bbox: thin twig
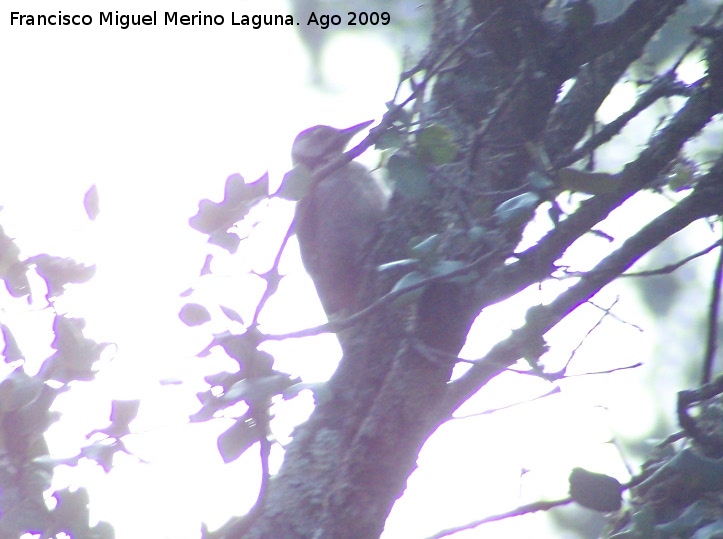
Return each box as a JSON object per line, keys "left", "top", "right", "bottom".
{"left": 250, "top": 217, "right": 296, "bottom": 327}
{"left": 507, "top": 361, "right": 642, "bottom": 381}
{"left": 452, "top": 386, "right": 561, "bottom": 420}
{"left": 701, "top": 222, "right": 723, "bottom": 384}
{"left": 560, "top": 239, "right": 723, "bottom": 280}
{"left": 588, "top": 300, "right": 645, "bottom": 332}
{"left": 565, "top": 297, "right": 621, "bottom": 370}
{"left": 423, "top": 497, "right": 571, "bottom": 539}
{"left": 562, "top": 362, "right": 643, "bottom": 378}
{"left": 259, "top": 247, "right": 501, "bottom": 343}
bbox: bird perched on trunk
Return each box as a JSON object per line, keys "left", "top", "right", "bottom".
{"left": 292, "top": 120, "right": 388, "bottom": 317}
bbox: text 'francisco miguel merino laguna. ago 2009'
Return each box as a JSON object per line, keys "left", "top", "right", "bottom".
{"left": 10, "top": 11, "right": 296, "bottom": 30}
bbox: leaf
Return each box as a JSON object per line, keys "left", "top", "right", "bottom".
{"left": 374, "top": 127, "right": 406, "bottom": 151}
{"left": 39, "top": 316, "right": 109, "bottom": 383}
{"left": 664, "top": 448, "right": 723, "bottom": 492}
{"left": 283, "top": 381, "right": 330, "bottom": 402}
{"left": 409, "top": 234, "right": 441, "bottom": 267}
{"left": 189, "top": 400, "right": 221, "bottom": 423}
{"left": 0, "top": 368, "right": 43, "bottom": 412}
{"left": 657, "top": 500, "right": 715, "bottom": 538}
{"left": 189, "top": 173, "right": 269, "bottom": 252}
{"left": 2, "top": 384, "right": 60, "bottom": 448}
{"left": 377, "top": 259, "right": 419, "bottom": 272}
{"left": 200, "top": 254, "right": 213, "bottom": 276}
{"left": 220, "top": 305, "right": 244, "bottom": 325}
{"left": 3, "top": 261, "right": 30, "bottom": 298}
{"left": 376, "top": 131, "right": 406, "bottom": 151}
{"left": 493, "top": 192, "right": 541, "bottom": 229}
{"left": 180, "top": 288, "right": 194, "bottom": 298}
{"left": 0, "top": 226, "right": 30, "bottom": 297}
{"left": 106, "top": 399, "right": 140, "bottom": 437}
{"left": 27, "top": 254, "right": 96, "bottom": 299}
{"left": 526, "top": 170, "right": 555, "bottom": 193}
{"left": 222, "top": 374, "right": 295, "bottom": 406}
{"left": 609, "top": 506, "right": 654, "bottom": 539}
{"left": 275, "top": 165, "right": 315, "bottom": 201}
{"left": 190, "top": 373, "right": 276, "bottom": 423}
{"left": 524, "top": 141, "right": 553, "bottom": 171}
{"left": 467, "top": 226, "right": 491, "bottom": 245}
{"left": 416, "top": 124, "right": 459, "bottom": 165}
{"left": 81, "top": 441, "right": 117, "bottom": 473}
{"left": 383, "top": 100, "right": 413, "bottom": 127}
{"left": 692, "top": 519, "right": 723, "bottom": 539}
{"left": 217, "top": 418, "right": 259, "bottom": 463}
{"left": 204, "top": 371, "right": 240, "bottom": 389}
{"left": 390, "top": 271, "right": 427, "bottom": 307}
{"left": 568, "top": 467, "right": 622, "bottom": 512}
{"left": 83, "top": 184, "right": 100, "bottom": 220}
{"left": 210, "top": 331, "right": 254, "bottom": 361}
{"left": 179, "top": 303, "right": 211, "bottom": 327}
{"left": 387, "top": 153, "right": 431, "bottom": 199}
{"left": 208, "top": 230, "right": 241, "bottom": 254}
{"left": 52, "top": 487, "right": 91, "bottom": 531}
{"left": 666, "top": 160, "right": 698, "bottom": 191}
{"left": 89, "top": 521, "right": 115, "bottom": 539}
{"left": 1, "top": 323, "right": 24, "bottom": 362}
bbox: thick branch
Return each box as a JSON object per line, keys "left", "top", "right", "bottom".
{"left": 479, "top": 77, "right": 723, "bottom": 313}
{"left": 582, "top": 0, "right": 686, "bottom": 65}
{"left": 546, "top": 0, "right": 686, "bottom": 161}
{"left": 443, "top": 160, "right": 723, "bottom": 417}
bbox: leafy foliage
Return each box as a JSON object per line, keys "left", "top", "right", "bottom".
{"left": 0, "top": 220, "right": 119, "bottom": 537}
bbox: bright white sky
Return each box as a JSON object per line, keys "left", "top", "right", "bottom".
{"left": 1, "top": 2, "right": 716, "bottom": 538}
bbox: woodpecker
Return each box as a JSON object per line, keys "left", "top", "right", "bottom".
{"left": 292, "top": 121, "right": 388, "bottom": 317}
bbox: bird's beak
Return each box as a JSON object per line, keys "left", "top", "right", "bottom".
{"left": 339, "top": 120, "right": 374, "bottom": 139}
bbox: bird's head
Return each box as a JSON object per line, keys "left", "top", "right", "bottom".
{"left": 291, "top": 120, "right": 373, "bottom": 169}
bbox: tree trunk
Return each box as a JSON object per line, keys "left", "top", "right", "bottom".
{"left": 232, "top": 1, "right": 723, "bottom": 537}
